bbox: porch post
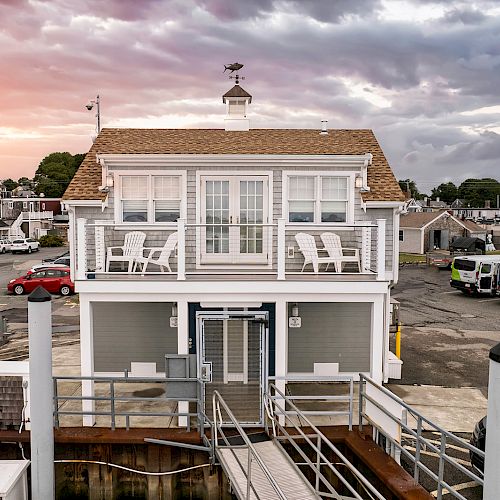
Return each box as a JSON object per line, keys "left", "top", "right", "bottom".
{"left": 177, "top": 219, "right": 186, "bottom": 281}
{"left": 483, "top": 343, "right": 500, "bottom": 497}
{"left": 76, "top": 218, "right": 87, "bottom": 280}
{"left": 275, "top": 299, "right": 287, "bottom": 426}
{"left": 80, "top": 296, "right": 95, "bottom": 426}
{"left": 277, "top": 219, "right": 286, "bottom": 280}
{"left": 177, "top": 299, "right": 189, "bottom": 427}
{"left": 370, "top": 295, "right": 384, "bottom": 385}
{"left": 376, "top": 219, "right": 386, "bottom": 281}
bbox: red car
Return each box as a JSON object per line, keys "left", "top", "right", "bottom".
{"left": 8, "top": 267, "right": 74, "bottom": 296}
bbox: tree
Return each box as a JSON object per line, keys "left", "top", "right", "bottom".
{"left": 431, "top": 182, "right": 458, "bottom": 203}
{"left": 17, "top": 176, "right": 32, "bottom": 187}
{"left": 33, "top": 152, "right": 84, "bottom": 198}
{"left": 2, "top": 178, "right": 18, "bottom": 191}
{"left": 458, "top": 178, "right": 500, "bottom": 208}
{"left": 398, "top": 179, "right": 425, "bottom": 199}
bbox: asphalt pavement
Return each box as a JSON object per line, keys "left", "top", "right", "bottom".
{"left": 0, "top": 246, "right": 79, "bottom": 361}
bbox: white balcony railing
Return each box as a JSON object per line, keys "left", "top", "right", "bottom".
{"left": 76, "top": 218, "right": 386, "bottom": 281}
{"left": 22, "top": 211, "right": 54, "bottom": 220}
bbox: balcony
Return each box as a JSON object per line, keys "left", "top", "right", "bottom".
{"left": 75, "top": 219, "right": 387, "bottom": 281}
{"left": 21, "top": 210, "right": 54, "bottom": 220}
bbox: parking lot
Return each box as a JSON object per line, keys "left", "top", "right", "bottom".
{"left": 0, "top": 246, "right": 80, "bottom": 361}
{"left": 393, "top": 264, "right": 500, "bottom": 390}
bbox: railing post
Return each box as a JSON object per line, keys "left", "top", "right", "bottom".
{"left": 437, "top": 433, "right": 446, "bottom": 499}
{"left": 177, "top": 219, "right": 186, "bottom": 280}
{"left": 246, "top": 447, "right": 252, "bottom": 499}
{"left": 376, "top": 219, "right": 386, "bottom": 280}
{"left": 76, "top": 218, "right": 87, "bottom": 280}
{"left": 414, "top": 416, "right": 422, "bottom": 482}
{"left": 277, "top": 218, "right": 286, "bottom": 280}
{"left": 358, "top": 375, "right": 364, "bottom": 432}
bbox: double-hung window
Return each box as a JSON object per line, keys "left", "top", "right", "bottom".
{"left": 287, "top": 174, "right": 350, "bottom": 223}
{"left": 119, "top": 174, "right": 183, "bottom": 223}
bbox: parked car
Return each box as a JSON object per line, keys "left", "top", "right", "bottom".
{"left": 0, "top": 239, "right": 12, "bottom": 253}
{"left": 11, "top": 238, "right": 40, "bottom": 254}
{"left": 470, "top": 416, "right": 486, "bottom": 475}
{"left": 31, "top": 255, "right": 71, "bottom": 271}
{"left": 8, "top": 267, "right": 74, "bottom": 296}
{"left": 42, "top": 250, "right": 70, "bottom": 263}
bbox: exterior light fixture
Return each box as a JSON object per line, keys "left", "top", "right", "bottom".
{"left": 355, "top": 175, "right": 364, "bottom": 189}
{"left": 170, "top": 303, "right": 178, "bottom": 328}
{"left": 289, "top": 303, "right": 301, "bottom": 328}
{"left": 85, "top": 94, "right": 101, "bottom": 134}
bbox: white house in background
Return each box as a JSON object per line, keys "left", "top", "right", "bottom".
{"left": 62, "top": 80, "right": 405, "bottom": 426}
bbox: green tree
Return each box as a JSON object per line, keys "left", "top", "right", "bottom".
{"left": 431, "top": 182, "right": 458, "bottom": 203}
{"left": 398, "top": 179, "right": 425, "bottom": 199}
{"left": 2, "top": 178, "right": 18, "bottom": 191}
{"left": 33, "top": 152, "right": 84, "bottom": 198}
{"left": 458, "top": 178, "right": 500, "bottom": 208}
{"left": 17, "top": 176, "right": 32, "bottom": 187}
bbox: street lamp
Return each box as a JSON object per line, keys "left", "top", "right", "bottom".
{"left": 85, "top": 94, "right": 101, "bottom": 133}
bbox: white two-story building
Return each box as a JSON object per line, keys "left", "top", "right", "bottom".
{"left": 62, "top": 81, "right": 405, "bottom": 426}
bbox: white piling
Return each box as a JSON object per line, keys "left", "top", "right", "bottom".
{"left": 28, "top": 286, "right": 54, "bottom": 499}
{"left": 483, "top": 343, "right": 500, "bottom": 498}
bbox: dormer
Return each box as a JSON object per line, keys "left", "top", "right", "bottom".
{"left": 223, "top": 84, "right": 252, "bottom": 131}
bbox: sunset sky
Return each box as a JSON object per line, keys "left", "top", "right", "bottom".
{"left": 1, "top": 0, "right": 500, "bottom": 192}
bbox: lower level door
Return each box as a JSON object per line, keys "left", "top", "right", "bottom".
{"left": 199, "top": 314, "right": 265, "bottom": 425}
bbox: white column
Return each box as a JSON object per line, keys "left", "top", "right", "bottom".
{"left": 275, "top": 299, "right": 287, "bottom": 426}
{"left": 484, "top": 344, "right": 500, "bottom": 497}
{"left": 80, "top": 296, "right": 95, "bottom": 426}
{"left": 177, "top": 299, "right": 189, "bottom": 427}
{"left": 376, "top": 219, "right": 386, "bottom": 281}
{"left": 177, "top": 219, "right": 186, "bottom": 281}
{"left": 370, "top": 295, "right": 384, "bottom": 385}
{"left": 277, "top": 219, "right": 286, "bottom": 280}
{"left": 28, "top": 287, "right": 54, "bottom": 499}
{"left": 76, "top": 218, "right": 87, "bottom": 280}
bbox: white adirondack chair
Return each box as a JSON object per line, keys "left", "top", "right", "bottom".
{"left": 320, "top": 232, "right": 361, "bottom": 272}
{"left": 295, "top": 233, "right": 341, "bottom": 273}
{"left": 134, "top": 232, "right": 178, "bottom": 273}
{"left": 106, "top": 231, "right": 146, "bottom": 273}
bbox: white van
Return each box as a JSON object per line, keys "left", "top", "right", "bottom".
{"left": 450, "top": 255, "right": 500, "bottom": 296}
{"left": 0, "top": 239, "right": 12, "bottom": 253}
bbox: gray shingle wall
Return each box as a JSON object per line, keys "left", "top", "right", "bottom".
{"left": 74, "top": 166, "right": 394, "bottom": 274}
{"left": 0, "top": 376, "right": 24, "bottom": 428}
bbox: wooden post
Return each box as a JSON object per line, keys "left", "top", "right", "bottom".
{"left": 76, "top": 218, "right": 87, "bottom": 280}
{"left": 376, "top": 219, "right": 386, "bottom": 281}
{"left": 177, "top": 219, "right": 186, "bottom": 281}
{"left": 277, "top": 219, "right": 286, "bottom": 280}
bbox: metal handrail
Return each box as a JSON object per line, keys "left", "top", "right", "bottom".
{"left": 269, "top": 375, "right": 354, "bottom": 429}
{"left": 358, "top": 374, "right": 484, "bottom": 499}
{"left": 53, "top": 374, "right": 205, "bottom": 432}
{"left": 266, "top": 383, "right": 384, "bottom": 500}
{"left": 212, "top": 390, "right": 287, "bottom": 500}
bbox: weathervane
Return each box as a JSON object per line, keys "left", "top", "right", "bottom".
{"left": 224, "top": 62, "right": 245, "bottom": 84}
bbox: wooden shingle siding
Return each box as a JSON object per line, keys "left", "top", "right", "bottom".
{"left": 75, "top": 165, "right": 394, "bottom": 274}
{"left": 92, "top": 302, "right": 178, "bottom": 372}
{"left": 287, "top": 303, "right": 371, "bottom": 373}
{"left": 0, "top": 376, "right": 24, "bottom": 428}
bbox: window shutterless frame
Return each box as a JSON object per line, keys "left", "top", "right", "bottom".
{"left": 283, "top": 171, "right": 355, "bottom": 225}
{"left": 112, "top": 170, "right": 187, "bottom": 225}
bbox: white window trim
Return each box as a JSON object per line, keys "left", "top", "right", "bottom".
{"left": 113, "top": 170, "right": 187, "bottom": 226}
{"left": 195, "top": 170, "right": 274, "bottom": 269}
{"left": 283, "top": 171, "right": 355, "bottom": 225}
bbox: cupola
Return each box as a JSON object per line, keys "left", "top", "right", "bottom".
{"left": 223, "top": 78, "right": 252, "bottom": 132}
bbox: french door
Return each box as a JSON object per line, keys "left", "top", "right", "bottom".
{"left": 200, "top": 175, "right": 269, "bottom": 264}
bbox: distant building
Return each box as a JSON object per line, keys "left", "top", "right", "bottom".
{"left": 0, "top": 197, "right": 62, "bottom": 239}
{"left": 399, "top": 210, "right": 485, "bottom": 254}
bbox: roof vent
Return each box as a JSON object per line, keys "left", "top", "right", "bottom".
{"left": 320, "top": 120, "right": 328, "bottom": 135}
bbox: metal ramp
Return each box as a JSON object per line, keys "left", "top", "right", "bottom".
{"left": 217, "top": 440, "right": 316, "bottom": 499}
{"left": 212, "top": 389, "right": 385, "bottom": 500}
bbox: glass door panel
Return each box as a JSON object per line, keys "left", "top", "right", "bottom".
{"left": 200, "top": 176, "right": 268, "bottom": 265}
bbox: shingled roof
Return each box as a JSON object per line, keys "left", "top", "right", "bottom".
{"left": 223, "top": 84, "right": 252, "bottom": 103}
{"left": 62, "top": 128, "right": 405, "bottom": 202}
